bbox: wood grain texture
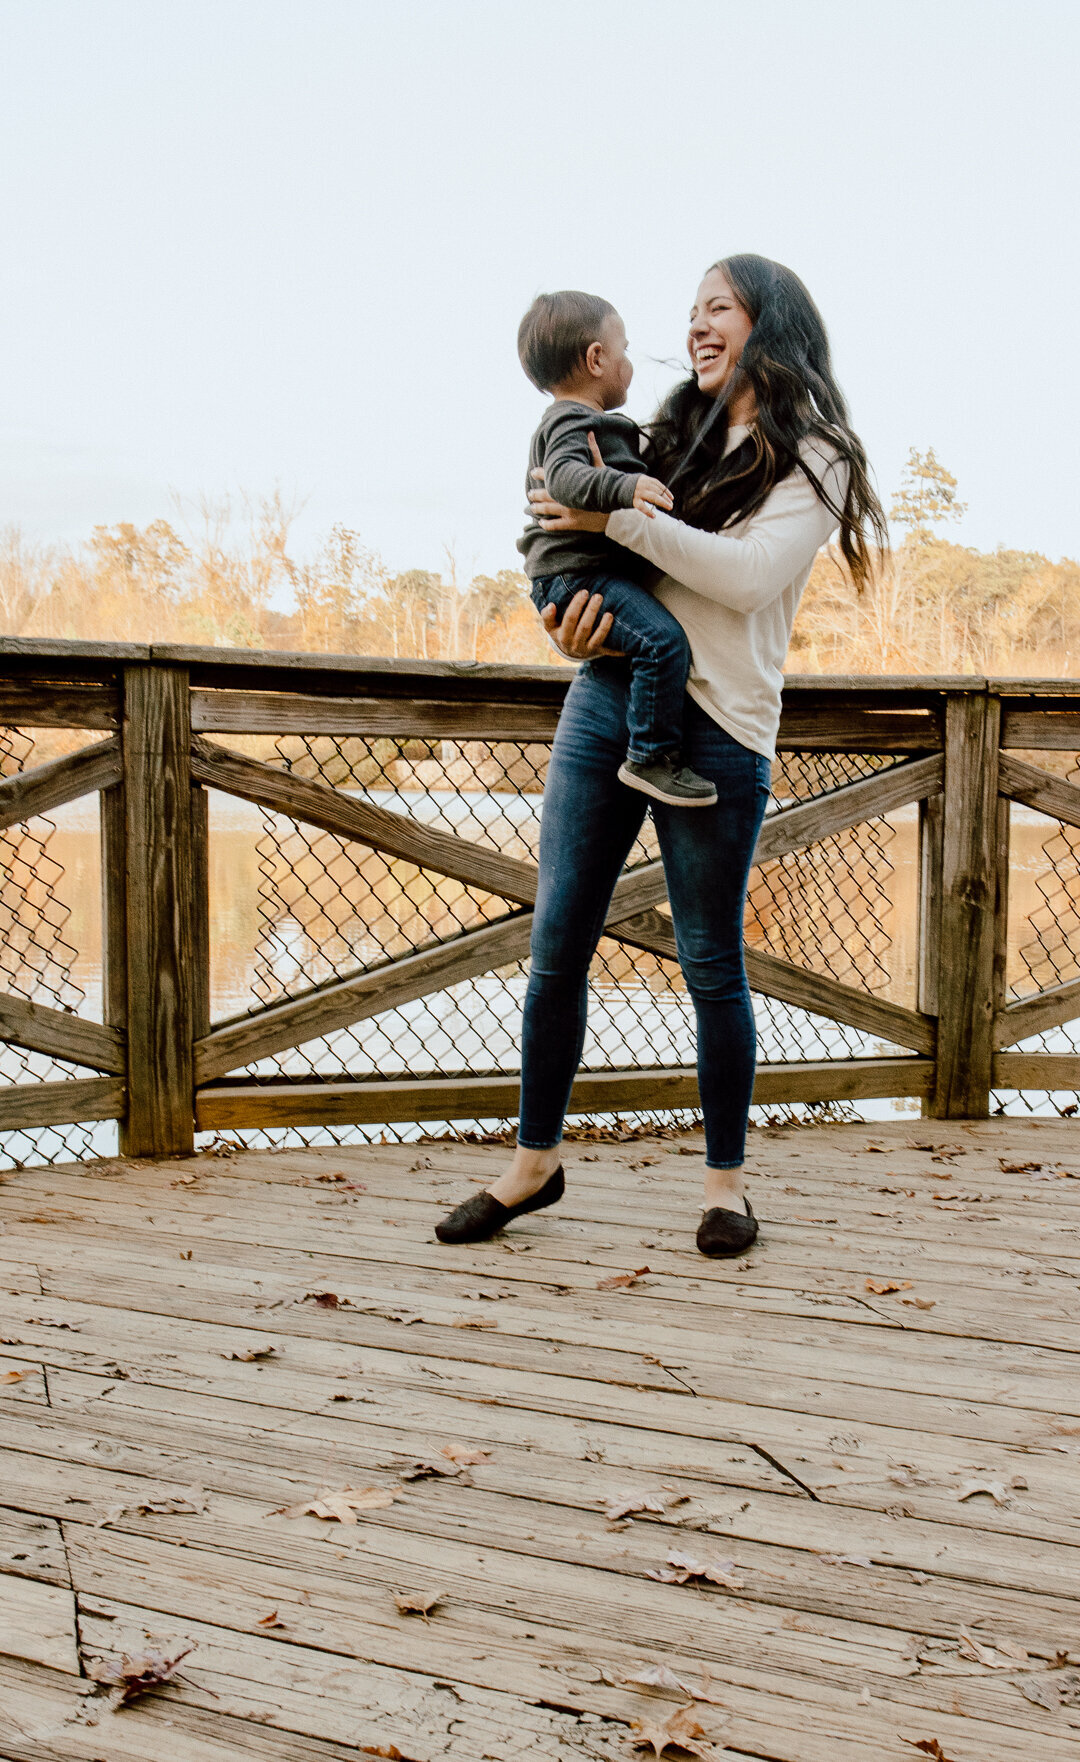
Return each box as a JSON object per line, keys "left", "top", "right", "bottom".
{"left": 753, "top": 753, "right": 943, "bottom": 867}
{"left": 190, "top": 784, "right": 210, "bottom": 1042}
{"left": 916, "top": 793, "right": 944, "bottom": 1025}
{"left": 929, "top": 695, "right": 1000, "bottom": 1118}
{"left": 0, "top": 1076, "right": 125, "bottom": 1128}
{"left": 122, "top": 666, "right": 195, "bottom": 1156}
{"left": 611, "top": 910, "right": 935, "bottom": 1055}
{"left": 191, "top": 688, "right": 562, "bottom": 741}
{"left": 191, "top": 734, "right": 541, "bottom": 905}
{"left": 0, "top": 735, "right": 122, "bottom": 832}
{"left": 998, "top": 751, "right": 1080, "bottom": 827}
{"left": 995, "top": 975, "right": 1080, "bottom": 1048}
{"left": 195, "top": 1057, "right": 932, "bottom": 1129}
{"left": 0, "top": 992, "right": 125, "bottom": 1074}
{"left": 0, "top": 681, "right": 120, "bottom": 729}
{"left": 99, "top": 783, "right": 127, "bottom": 1034}
{"left": 775, "top": 708, "right": 942, "bottom": 751}
{"left": 1001, "top": 708, "right": 1080, "bottom": 748}
{"left": 993, "top": 1050, "right": 1080, "bottom": 1089}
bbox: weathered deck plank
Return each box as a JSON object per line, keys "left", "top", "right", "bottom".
{"left": 1, "top": 1119, "right": 1079, "bottom": 1761}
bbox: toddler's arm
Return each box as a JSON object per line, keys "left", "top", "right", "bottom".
{"left": 543, "top": 412, "right": 671, "bottom": 516}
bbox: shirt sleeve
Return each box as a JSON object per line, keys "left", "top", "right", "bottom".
{"left": 606, "top": 455, "right": 846, "bottom": 614}
{"left": 543, "top": 415, "right": 642, "bottom": 513}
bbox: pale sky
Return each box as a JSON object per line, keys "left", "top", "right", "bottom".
{"left": 2, "top": 0, "right": 1078, "bottom": 578}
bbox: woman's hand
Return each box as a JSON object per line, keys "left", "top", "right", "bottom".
{"left": 527, "top": 470, "right": 609, "bottom": 533}
{"left": 540, "top": 588, "right": 624, "bottom": 660}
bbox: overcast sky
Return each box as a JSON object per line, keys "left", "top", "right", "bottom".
{"left": 2, "top": 0, "right": 1078, "bottom": 577}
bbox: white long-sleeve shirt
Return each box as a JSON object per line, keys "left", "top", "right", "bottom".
{"left": 607, "top": 424, "right": 847, "bottom": 759}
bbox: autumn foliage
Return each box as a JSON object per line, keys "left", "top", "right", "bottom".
{"left": 3, "top": 453, "right": 1077, "bottom": 677}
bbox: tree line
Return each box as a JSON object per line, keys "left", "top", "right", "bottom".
{"left": 3, "top": 454, "right": 1078, "bottom": 676}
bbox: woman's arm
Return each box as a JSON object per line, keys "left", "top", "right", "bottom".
{"left": 606, "top": 456, "right": 848, "bottom": 615}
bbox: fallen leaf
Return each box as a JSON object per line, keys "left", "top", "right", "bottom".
{"left": 87, "top": 1641, "right": 196, "bottom": 1705}
{"left": 256, "top": 1610, "right": 285, "bottom": 1629}
{"left": 439, "top": 1444, "right": 492, "bottom": 1465}
{"left": 646, "top": 1550, "right": 745, "bottom": 1590}
{"left": 818, "top": 1553, "right": 874, "bottom": 1569}
{"left": 394, "top": 1588, "right": 445, "bottom": 1620}
{"left": 400, "top": 1458, "right": 461, "bottom": 1481}
{"left": 629, "top": 1700, "right": 726, "bottom": 1757}
{"left": 223, "top": 1344, "right": 278, "bottom": 1362}
{"left": 302, "top": 1291, "right": 354, "bottom": 1309}
{"left": 274, "top": 1485, "right": 401, "bottom": 1524}
{"left": 27, "top": 1315, "right": 81, "bottom": 1330}
{"left": 901, "top": 1742, "right": 957, "bottom": 1762}
{"left": 865, "top": 1278, "right": 913, "bottom": 1295}
{"left": 998, "top": 1159, "right": 1042, "bottom": 1173}
{"left": 597, "top": 1265, "right": 651, "bottom": 1291}
{"left": 1, "top": 1368, "right": 30, "bottom": 1384}
{"left": 606, "top": 1491, "right": 668, "bottom": 1522}
{"left": 360, "top": 1746, "right": 404, "bottom": 1760}
{"left": 179, "top": 1250, "right": 193, "bottom": 1261}
{"left": 450, "top": 1315, "right": 497, "bottom": 1329}
{"left": 957, "top": 1479, "right": 1010, "bottom": 1505}
{"left": 902, "top": 1297, "right": 937, "bottom": 1310}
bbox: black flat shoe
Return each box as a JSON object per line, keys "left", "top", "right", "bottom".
{"left": 696, "top": 1198, "right": 758, "bottom": 1258}
{"left": 435, "top": 1166, "right": 565, "bottom": 1245}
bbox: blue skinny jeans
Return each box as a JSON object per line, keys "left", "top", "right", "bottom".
{"left": 530, "top": 569, "right": 690, "bottom": 764}
{"left": 518, "top": 659, "right": 771, "bottom": 1169}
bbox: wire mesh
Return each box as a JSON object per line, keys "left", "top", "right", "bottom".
{"left": 0, "top": 726, "right": 115, "bottom": 1169}
{"left": 993, "top": 749, "right": 1080, "bottom": 1118}
{"left": 200, "top": 734, "right": 917, "bottom": 1151}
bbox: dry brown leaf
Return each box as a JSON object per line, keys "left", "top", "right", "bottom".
{"left": 957, "top": 1478, "right": 1010, "bottom": 1505}
{"left": 256, "top": 1610, "right": 285, "bottom": 1629}
{"left": 274, "top": 1485, "right": 400, "bottom": 1524}
{"left": 360, "top": 1746, "right": 405, "bottom": 1760}
{"left": 998, "top": 1159, "right": 1041, "bottom": 1173}
{"left": 302, "top": 1290, "right": 354, "bottom": 1309}
{"left": 394, "top": 1588, "right": 445, "bottom": 1620}
{"left": 88, "top": 1641, "right": 196, "bottom": 1705}
{"left": 902, "top": 1297, "right": 937, "bottom": 1310}
{"left": 865, "top": 1278, "right": 913, "bottom": 1295}
{"left": 606, "top": 1491, "right": 668, "bottom": 1522}
{"left": 440, "top": 1444, "right": 492, "bottom": 1465}
{"left": 629, "top": 1700, "right": 726, "bottom": 1757}
{"left": 901, "top": 1743, "right": 957, "bottom": 1762}
{"left": 400, "top": 1458, "right": 461, "bottom": 1481}
{"left": 223, "top": 1344, "right": 278, "bottom": 1361}
{"left": 647, "top": 1550, "right": 745, "bottom": 1590}
{"left": 1, "top": 1368, "right": 30, "bottom": 1384}
{"left": 597, "top": 1265, "right": 651, "bottom": 1291}
{"left": 450, "top": 1315, "right": 497, "bottom": 1329}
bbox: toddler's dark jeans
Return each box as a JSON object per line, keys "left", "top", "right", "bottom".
{"left": 518, "top": 660, "right": 771, "bottom": 1168}
{"left": 530, "top": 569, "right": 690, "bottom": 763}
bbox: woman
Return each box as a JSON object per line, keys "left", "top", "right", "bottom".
{"left": 437, "top": 254, "right": 886, "bottom": 1255}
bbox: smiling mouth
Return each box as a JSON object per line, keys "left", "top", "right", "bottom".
{"left": 694, "top": 346, "right": 723, "bottom": 367}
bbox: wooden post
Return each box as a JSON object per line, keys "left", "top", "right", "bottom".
{"left": 191, "top": 783, "right": 211, "bottom": 1042}
{"left": 928, "top": 691, "right": 1001, "bottom": 1118}
{"left": 121, "top": 664, "right": 196, "bottom": 1156}
{"left": 99, "top": 782, "right": 127, "bottom": 1035}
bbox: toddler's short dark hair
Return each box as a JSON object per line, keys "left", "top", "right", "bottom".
{"left": 517, "top": 290, "right": 618, "bottom": 392}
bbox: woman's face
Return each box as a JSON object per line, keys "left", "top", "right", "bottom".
{"left": 687, "top": 267, "right": 754, "bottom": 400}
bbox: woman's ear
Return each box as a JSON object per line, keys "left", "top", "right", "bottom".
{"left": 584, "top": 339, "right": 605, "bottom": 379}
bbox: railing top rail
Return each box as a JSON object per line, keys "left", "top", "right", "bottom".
{"left": 1, "top": 637, "right": 1079, "bottom": 710}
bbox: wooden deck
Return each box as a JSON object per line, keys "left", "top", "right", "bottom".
{"left": 1, "top": 1119, "right": 1079, "bottom": 1761}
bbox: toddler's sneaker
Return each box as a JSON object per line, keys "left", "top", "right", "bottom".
{"left": 617, "top": 756, "right": 718, "bottom": 807}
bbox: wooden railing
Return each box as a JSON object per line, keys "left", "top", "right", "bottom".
{"left": 3, "top": 637, "right": 1080, "bottom": 1160}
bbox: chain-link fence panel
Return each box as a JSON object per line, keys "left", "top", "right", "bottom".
{"left": 0, "top": 726, "right": 116, "bottom": 1169}
{"left": 994, "top": 749, "right": 1080, "bottom": 1118}
{"left": 198, "top": 735, "right": 920, "bottom": 1150}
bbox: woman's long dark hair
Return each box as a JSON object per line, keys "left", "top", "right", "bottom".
{"left": 646, "top": 255, "right": 887, "bottom": 590}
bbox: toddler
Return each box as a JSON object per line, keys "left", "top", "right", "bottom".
{"left": 516, "top": 290, "right": 716, "bottom": 807}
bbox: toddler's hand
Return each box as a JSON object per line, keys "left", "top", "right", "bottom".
{"left": 632, "top": 475, "right": 674, "bottom": 519}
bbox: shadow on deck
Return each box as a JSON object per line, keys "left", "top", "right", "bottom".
{"left": 1, "top": 1118, "right": 1079, "bottom": 1761}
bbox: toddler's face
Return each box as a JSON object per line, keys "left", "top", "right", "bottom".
{"left": 594, "top": 313, "right": 634, "bottom": 409}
